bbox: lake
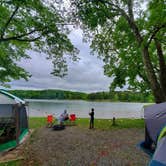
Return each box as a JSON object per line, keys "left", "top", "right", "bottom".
{"left": 26, "top": 99, "right": 147, "bottom": 119}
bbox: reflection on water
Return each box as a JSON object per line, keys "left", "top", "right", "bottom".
{"left": 26, "top": 99, "right": 146, "bottom": 119}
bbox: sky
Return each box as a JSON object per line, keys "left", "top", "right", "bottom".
{"left": 9, "top": 29, "right": 112, "bottom": 92}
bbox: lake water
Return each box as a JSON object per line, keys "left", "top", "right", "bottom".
{"left": 26, "top": 99, "right": 146, "bottom": 119}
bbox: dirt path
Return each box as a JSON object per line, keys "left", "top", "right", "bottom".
{"left": 22, "top": 127, "right": 150, "bottom": 166}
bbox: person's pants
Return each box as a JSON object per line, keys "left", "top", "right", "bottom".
{"left": 89, "top": 119, "right": 94, "bottom": 129}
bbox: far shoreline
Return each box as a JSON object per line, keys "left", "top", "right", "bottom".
{"left": 25, "top": 98, "right": 153, "bottom": 104}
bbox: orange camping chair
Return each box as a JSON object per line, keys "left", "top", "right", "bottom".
{"left": 69, "top": 114, "right": 76, "bottom": 125}
{"left": 46, "top": 115, "right": 54, "bottom": 127}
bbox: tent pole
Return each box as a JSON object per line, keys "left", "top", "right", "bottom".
{"left": 15, "top": 104, "right": 20, "bottom": 146}
{"left": 26, "top": 102, "right": 29, "bottom": 132}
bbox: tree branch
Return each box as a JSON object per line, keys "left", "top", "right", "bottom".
{"left": 154, "top": 38, "right": 166, "bottom": 96}
{"left": 0, "top": 22, "right": 70, "bottom": 43}
{"left": 0, "top": 29, "right": 40, "bottom": 42}
{"left": 1, "top": 6, "right": 19, "bottom": 38}
{"left": 11, "top": 36, "right": 43, "bottom": 42}
{"left": 0, "top": 28, "right": 52, "bottom": 42}
{"left": 98, "top": 0, "right": 123, "bottom": 13}
{"left": 138, "top": 70, "right": 150, "bottom": 85}
{"left": 97, "top": 0, "right": 143, "bottom": 43}
{"left": 128, "top": 0, "right": 134, "bottom": 21}
{"left": 147, "top": 24, "right": 166, "bottom": 47}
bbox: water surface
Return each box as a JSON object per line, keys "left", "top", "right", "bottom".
{"left": 26, "top": 99, "right": 146, "bottom": 119}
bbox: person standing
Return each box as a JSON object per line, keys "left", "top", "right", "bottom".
{"left": 89, "top": 108, "right": 94, "bottom": 129}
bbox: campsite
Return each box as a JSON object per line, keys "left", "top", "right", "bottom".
{"left": 0, "top": 0, "right": 166, "bottom": 165}
{"left": 0, "top": 89, "right": 166, "bottom": 166}
{"left": 1, "top": 117, "right": 150, "bottom": 166}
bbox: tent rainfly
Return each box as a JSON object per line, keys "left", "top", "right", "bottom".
{"left": 0, "top": 90, "right": 28, "bottom": 152}
{"left": 143, "top": 102, "right": 166, "bottom": 166}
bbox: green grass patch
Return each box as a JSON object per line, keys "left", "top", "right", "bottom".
{"left": 0, "top": 160, "right": 21, "bottom": 166}
{"left": 28, "top": 117, "right": 145, "bottom": 130}
{"left": 77, "top": 118, "right": 144, "bottom": 130}
{"left": 28, "top": 117, "right": 46, "bottom": 129}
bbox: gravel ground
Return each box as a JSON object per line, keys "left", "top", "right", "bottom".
{"left": 22, "top": 127, "right": 150, "bottom": 166}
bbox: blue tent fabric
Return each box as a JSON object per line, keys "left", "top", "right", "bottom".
{"left": 142, "top": 103, "right": 166, "bottom": 166}
{"left": 138, "top": 141, "right": 154, "bottom": 157}
{"left": 150, "top": 160, "right": 166, "bottom": 166}
{"left": 150, "top": 136, "right": 166, "bottom": 166}
{"left": 144, "top": 102, "right": 166, "bottom": 144}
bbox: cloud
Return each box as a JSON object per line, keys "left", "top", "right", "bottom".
{"left": 9, "top": 29, "right": 112, "bottom": 92}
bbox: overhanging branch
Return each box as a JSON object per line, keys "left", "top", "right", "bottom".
{"left": 0, "top": 29, "right": 38, "bottom": 42}
{"left": 11, "top": 36, "right": 42, "bottom": 42}
{"left": 147, "top": 24, "right": 166, "bottom": 47}
{"left": 97, "top": 0, "right": 143, "bottom": 43}
{"left": 128, "top": 0, "right": 134, "bottom": 21}
{"left": 0, "top": 22, "right": 72, "bottom": 43}
{"left": 1, "top": 6, "right": 19, "bottom": 38}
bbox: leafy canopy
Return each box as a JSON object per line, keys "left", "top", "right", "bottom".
{"left": 0, "top": 0, "right": 78, "bottom": 86}
{"left": 71, "top": 0, "right": 166, "bottom": 94}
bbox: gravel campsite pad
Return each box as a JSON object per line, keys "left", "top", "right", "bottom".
{"left": 22, "top": 127, "right": 150, "bottom": 166}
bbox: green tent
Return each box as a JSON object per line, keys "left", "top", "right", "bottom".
{"left": 0, "top": 90, "right": 28, "bottom": 152}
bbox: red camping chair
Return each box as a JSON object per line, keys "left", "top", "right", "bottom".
{"left": 69, "top": 114, "right": 76, "bottom": 125}
{"left": 46, "top": 115, "right": 54, "bottom": 127}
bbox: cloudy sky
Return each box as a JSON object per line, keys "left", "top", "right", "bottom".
{"left": 9, "top": 29, "right": 112, "bottom": 92}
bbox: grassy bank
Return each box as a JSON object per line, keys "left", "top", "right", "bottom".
{"left": 29, "top": 117, "right": 145, "bottom": 130}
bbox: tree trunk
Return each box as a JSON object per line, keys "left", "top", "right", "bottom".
{"left": 154, "top": 38, "right": 166, "bottom": 99}
{"left": 142, "top": 47, "right": 165, "bottom": 103}
{"left": 124, "top": 11, "right": 166, "bottom": 103}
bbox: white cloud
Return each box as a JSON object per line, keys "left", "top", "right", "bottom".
{"left": 9, "top": 29, "right": 112, "bottom": 92}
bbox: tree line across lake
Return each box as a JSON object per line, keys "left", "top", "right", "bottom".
{"left": 9, "top": 90, "right": 154, "bottom": 103}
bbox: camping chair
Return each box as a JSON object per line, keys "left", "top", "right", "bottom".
{"left": 46, "top": 115, "right": 54, "bottom": 128}
{"left": 69, "top": 114, "right": 76, "bottom": 125}
{"left": 64, "top": 114, "right": 76, "bottom": 126}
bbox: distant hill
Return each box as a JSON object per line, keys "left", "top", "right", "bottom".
{"left": 9, "top": 89, "right": 88, "bottom": 100}
{"left": 9, "top": 89, "right": 154, "bottom": 103}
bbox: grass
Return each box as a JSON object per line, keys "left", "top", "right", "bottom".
{"left": 0, "top": 160, "right": 21, "bottom": 166}
{"left": 28, "top": 117, "right": 145, "bottom": 130}
{"left": 28, "top": 117, "right": 47, "bottom": 129}
{"left": 77, "top": 118, "right": 144, "bottom": 129}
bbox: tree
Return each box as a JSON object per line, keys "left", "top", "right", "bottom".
{"left": 71, "top": 0, "right": 166, "bottom": 103}
{"left": 0, "top": 0, "right": 78, "bottom": 86}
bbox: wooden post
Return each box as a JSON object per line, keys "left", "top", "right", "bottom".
{"left": 112, "top": 117, "right": 116, "bottom": 126}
